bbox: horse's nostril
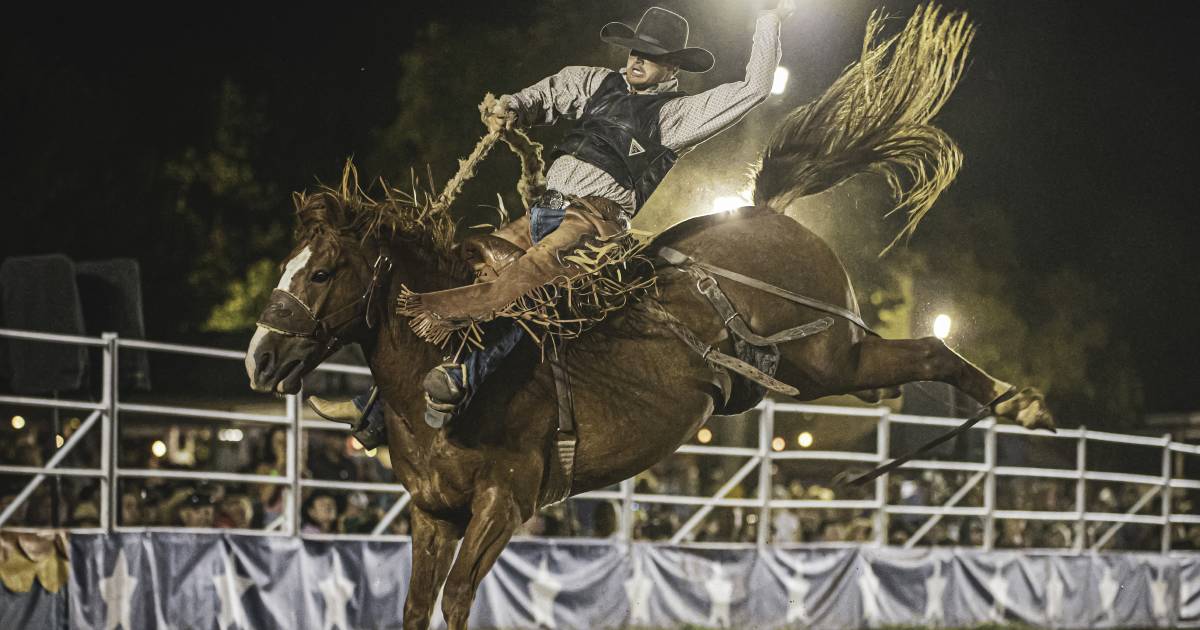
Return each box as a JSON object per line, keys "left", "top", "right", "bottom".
{"left": 256, "top": 350, "right": 275, "bottom": 376}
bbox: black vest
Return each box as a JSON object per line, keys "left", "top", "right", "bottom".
{"left": 550, "top": 71, "right": 686, "bottom": 213}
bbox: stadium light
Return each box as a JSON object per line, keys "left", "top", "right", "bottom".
{"left": 712, "top": 195, "right": 750, "bottom": 213}
{"left": 11, "top": 415, "right": 25, "bottom": 430}
{"left": 772, "top": 66, "right": 790, "bottom": 95}
{"left": 771, "top": 436, "right": 786, "bottom": 451}
{"left": 151, "top": 440, "right": 167, "bottom": 458}
{"left": 933, "top": 314, "right": 952, "bottom": 339}
{"left": 697, "top": 427, "right": 713, "bottom": 444}
{"left": 797, "top": 431, "right": 813, "bottom": 448}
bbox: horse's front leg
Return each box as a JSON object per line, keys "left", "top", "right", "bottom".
{"left": 403, "top": 507, "right": 463, "bottom": 630}
{"left": 441, "top": 485, "right": 524, "bottom": 630}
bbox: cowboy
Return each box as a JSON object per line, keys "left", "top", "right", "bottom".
{"left": 310, "top": 2, "right": 795, "bottom": 446}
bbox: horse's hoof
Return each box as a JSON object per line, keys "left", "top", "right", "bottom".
{"left": 993, "top": 387, "right": 1056, "bottom": 432}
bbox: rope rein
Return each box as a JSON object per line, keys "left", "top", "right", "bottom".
{"left": 429, "top": 94, "right": 547, "bottom": 219}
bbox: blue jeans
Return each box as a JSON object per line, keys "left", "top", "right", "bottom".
{"left": 354, "top": 202, "right": 568, "bottom": 419}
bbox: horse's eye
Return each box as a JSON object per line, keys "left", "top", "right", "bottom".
{"left": 310, "top": 270, "right": 331, "bottom": 283}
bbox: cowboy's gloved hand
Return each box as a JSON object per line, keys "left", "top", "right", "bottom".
{"left": 483, "top": 95, "right": 519, "bottom": 134}
{"left": 774, "top": 0, "right": 796, "bottom": 21}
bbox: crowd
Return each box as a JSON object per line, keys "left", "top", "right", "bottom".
{"left": 2, "top": 418, "right": 1197, "bottom": 550}
{"left": 0, "top": 421, "right": 410, "bottom": 536}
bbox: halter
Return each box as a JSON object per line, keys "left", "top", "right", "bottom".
{"left": 256, "top": 252, "right": 393, "bottom": 356}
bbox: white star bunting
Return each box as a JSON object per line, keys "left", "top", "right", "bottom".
{"left": 783, "top": 568, "right": 810, "bottom": 624}
{"left": 529, "top": 556, "right": 562, "bottom": 628}
{"left": 624, "top": 554, "right": 654, "bottom": 625}
{"left": 924, "top": 561, "right": 947, "bottom": 625}
{"left": 213, "top": 550, "right": 254, "bottom": 630}
{"left": 1099, "top": 563, "right": 1120, "bottom": 624}
{"left": 99, "top": 549, "right": 138, "bottom": 630}
{"left": 705, "top": 563, "right": 733, "bottom": 628}
{"left": 1045, "top": 561, "right": 1065, "bottom": 626}
{"left": 988, "top": 562, "right": 1010, "bottom": 622}
{"left": 318, "top": 553, "right": 355, "bottom": 630}
{"left": 1149, "top": 566, "right": 1170, "bottom": 626}
{"left": 857, "top": 560, "right": 882, "bottom": 628}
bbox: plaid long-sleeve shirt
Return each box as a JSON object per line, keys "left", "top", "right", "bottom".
{"left": 504, "top": 12, "right": 782, "bottom": 215}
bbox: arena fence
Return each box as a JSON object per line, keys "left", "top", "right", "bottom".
{"left": 2, "top": 327, "right": 1198, "bottom": 553}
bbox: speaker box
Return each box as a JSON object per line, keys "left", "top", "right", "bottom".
{"left": 0, "top": 254, "right": 88, "bottom": 394}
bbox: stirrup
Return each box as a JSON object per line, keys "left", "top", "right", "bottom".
{"left": 422, "top": 363, "right": 467, "bottom": 428}
{"left": 423, "top": 394, "right": 459, "bottom": 429}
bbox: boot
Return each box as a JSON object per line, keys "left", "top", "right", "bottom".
{"left": 306, "top": 390, "right": 387, "bottom": 450}
{"left": 307, "top": 396, "right": 361, "bottom": 424}
{"left": 422, "top": 363, "right": 467, "bottom": 429}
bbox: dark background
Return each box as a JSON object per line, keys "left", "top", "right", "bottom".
{"left": 2, "top": 1, "right": 1197, "bottom": 422}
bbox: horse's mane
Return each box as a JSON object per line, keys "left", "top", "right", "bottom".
{"left": 293, "top": 160, "right": 468, "bottom": 280}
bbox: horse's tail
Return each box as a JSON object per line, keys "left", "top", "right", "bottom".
{"left": 752, "top": 4, "right": 974, "bottom": 254}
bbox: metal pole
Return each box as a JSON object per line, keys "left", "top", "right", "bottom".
{"left": 620, "top": 477, "right": 635, "bottom": 541}
{"left": 286, "top": 390, "right": 302, "bottom": 536}
{"left": 873, "top": 412, "right": 890, "bottom": 546}
{"left": 982, "top": 421, "right": 996, "bottom": 550}
{"left": 1161, "top": 433, "right": 1172, "bottom": 554}
{"left": 103, "top": 332, "right": 118, "bottom": 531}
{"left": 757, "top": 399, "right": 775, "bottom": 546}
{"left": 1074, "top": 427, "right": 1087, "bottom": 552}
{"left": 51, "top": 391, "right": 61, "bottom": 528}
{"left": 0, "top": 409, "right": 102, "bottom": 527}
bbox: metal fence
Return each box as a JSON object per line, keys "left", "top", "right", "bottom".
{"left": 1, "top": 327, "right": 1198, "bottom": 553}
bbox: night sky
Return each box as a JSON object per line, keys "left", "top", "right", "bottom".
{"left": 3, "top": 2, "right": 1197, "bottom": 416}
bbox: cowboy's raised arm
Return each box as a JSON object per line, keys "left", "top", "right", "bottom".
{"left": 659, "top": 10, "right": 782, "bottom": 151}
{"left": 499, "top": 66, "right": 611, "bottom": 128}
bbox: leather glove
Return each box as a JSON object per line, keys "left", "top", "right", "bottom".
{"left": 483, "top": 95, "right": 519, "bottom": 134}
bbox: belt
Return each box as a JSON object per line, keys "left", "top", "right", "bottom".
{"left": 536, "top": 190, "right": 571, "bottom": 210}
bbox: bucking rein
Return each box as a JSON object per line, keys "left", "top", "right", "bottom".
{"left": 387, "top": 95, "right": 1006, "bottom": 501}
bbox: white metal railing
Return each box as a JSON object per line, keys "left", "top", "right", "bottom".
{"left": 1, "top": 327, "right": 1198, "bottom": 552}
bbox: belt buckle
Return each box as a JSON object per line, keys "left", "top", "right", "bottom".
{"left": 540, "top": 190, "right": 566, "bottom": 209}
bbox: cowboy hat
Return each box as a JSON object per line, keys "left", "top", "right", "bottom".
{"left": 600, "top": 7, "right": 715, "bottom": 73}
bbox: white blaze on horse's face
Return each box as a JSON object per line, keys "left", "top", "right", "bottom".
{"left": 245, "top": 246, "right": 313, "bottom": 390}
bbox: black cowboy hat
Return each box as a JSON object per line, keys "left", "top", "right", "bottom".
{"left": 600, "top": 7, "right": 715, "bottom": 73}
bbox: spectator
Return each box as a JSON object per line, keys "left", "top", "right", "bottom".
{"left": 177, "top": 490, "right": 216, "bottom": 527}
{"left": 120, "top": 490, "right": 143, "bottom": 526}
{"left": 217, "top": 494, "right": 255, "bottom": 529}
{"left": 70, "top": 501, "right": 100, "bottom": 528}
{"left": 301, "top": 491, "right": 338, "bottom": 534}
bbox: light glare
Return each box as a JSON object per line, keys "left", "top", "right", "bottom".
{"left": 713, "top": 195, "right": 749, "bottom": 213}
{"left": 798, "top": 431, "right": 813, "bottom": 448}
{"left": 151, "top": 440, "right": 167, "bottom": 458}
{"left": 933, "top": 314, "right": 952, "bottom": 339}
{"left": 697, "top": 427, "right": 713, "bottom": 444}
{"left": 771, "top": 436, "right": 786, "bottom": 452}
{"left": 11, "top": 416, "right": 25, "bottom": 430}
{"left": 772, "top": 67, "right": 789, "bottom": 95}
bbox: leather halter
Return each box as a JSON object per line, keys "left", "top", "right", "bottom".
{"left": 256, "top": 253, "right": 392, "bottom": 355}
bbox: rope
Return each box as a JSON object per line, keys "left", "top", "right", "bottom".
{"left": 429, "top": 94, "right": 547, "bottom": 219}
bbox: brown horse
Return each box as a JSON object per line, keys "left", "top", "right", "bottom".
{"left": 244, "top": 7, "right": 1053, "bottom": 629}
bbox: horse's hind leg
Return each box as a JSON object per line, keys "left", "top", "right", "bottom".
{"left": 403, "top": 508, "right": 463, "bottom": 630}
{"left": 822, "top": 335, "right": 1054, "bottom": 430}
{"left": 441, "top": 486, "right": 522, "bottom": 630}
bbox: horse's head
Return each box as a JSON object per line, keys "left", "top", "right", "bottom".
{"left": 245, "top": 192, "right": 390, "bottom": 394}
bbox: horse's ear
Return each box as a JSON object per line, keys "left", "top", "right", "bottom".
{"left": 292, "top": 191, "right": 306, "bottom": 211}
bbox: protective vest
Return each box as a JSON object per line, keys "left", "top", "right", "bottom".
{"left": 550, "top": 71, "right": 686, "bottom": 213}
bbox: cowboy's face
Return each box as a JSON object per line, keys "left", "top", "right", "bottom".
{"left": 626, "top": 51, "right": 678, "bottom": 89}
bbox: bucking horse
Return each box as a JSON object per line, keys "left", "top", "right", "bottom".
{"left": 244, "top": 7, "right": 1053, "bottom": 629}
